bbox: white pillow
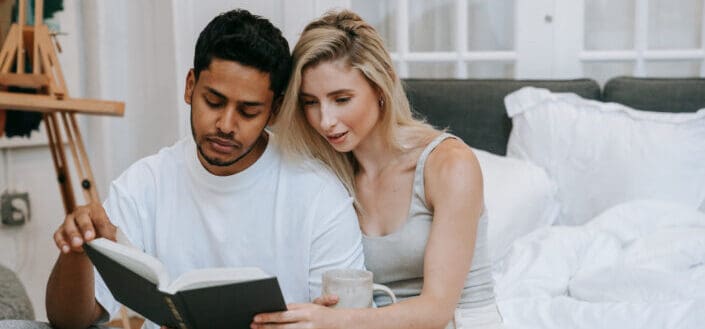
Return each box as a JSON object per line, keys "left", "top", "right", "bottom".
{"left": 473, "top": 148, "right": 560, "bottom": 262}
{"left": 505, "top": 87, "right": 705, "bottom": 225}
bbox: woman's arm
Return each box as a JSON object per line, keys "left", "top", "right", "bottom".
{"left": 252, "top": 139, "right": 484, "bottom": 329}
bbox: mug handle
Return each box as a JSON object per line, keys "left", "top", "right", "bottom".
{"left": 372, "top": 284, "right": 397, "bottom": 304}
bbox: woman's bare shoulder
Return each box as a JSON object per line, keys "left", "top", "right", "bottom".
{"left": 426, "top": 138, "right": 480, "bottom": 175}
{"left": 423, "top": 138, "right": 482, "bottom": 200}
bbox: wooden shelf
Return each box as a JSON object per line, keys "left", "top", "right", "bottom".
{"left": 0, "top": 92, "right": 124, "bottom": 116}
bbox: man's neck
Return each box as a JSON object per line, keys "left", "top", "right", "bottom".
{"left": 199, "top": 132, "right": 269, "bottom": 176}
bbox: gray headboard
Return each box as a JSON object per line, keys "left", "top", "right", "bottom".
{"left": 403, "top": 77, "right": 705, "bottom": 155}
{"left": 603, "top": 76, "right": 705, "bottom": 113}
{"left": 402, "top": 79, "right": 600, "bottom": 155}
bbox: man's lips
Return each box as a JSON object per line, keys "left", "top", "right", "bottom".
{"left": 207, "top": 137, "right": 240, "bottom": 152}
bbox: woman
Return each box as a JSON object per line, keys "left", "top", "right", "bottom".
{"left": 253, "top": 10, "right": 502, "bottom": 329}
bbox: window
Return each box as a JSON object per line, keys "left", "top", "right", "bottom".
{"left": 352, "top": 0, "right": 516, "bottom": 79}
{"left": 350, "top": 0, "right": 705, "bottom": 82}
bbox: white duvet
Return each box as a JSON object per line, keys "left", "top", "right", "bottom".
{"left": 493, "top": 200, "right": 705, "bottom": 329}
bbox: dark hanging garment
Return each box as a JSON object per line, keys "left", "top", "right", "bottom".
{"left": 1, "top": 87, "right": 43, "bottom": 138}
{"left": 3, "top": 110, "right": 42, "bottom": 138}
{"left": 0, "top": 110, "right": 5, "bottom": 136}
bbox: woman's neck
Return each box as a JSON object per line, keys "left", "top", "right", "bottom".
{"left": 352, "top": 128, "right": 401, "bottom": 178}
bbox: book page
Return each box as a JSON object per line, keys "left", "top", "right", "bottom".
{"left": 166, "top": 267, "right": 272, "bottom": 294}
{"left": 88, "top": 238, "right": 170, "bottom": 286}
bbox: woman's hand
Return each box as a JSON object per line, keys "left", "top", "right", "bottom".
{"left": 313, "top": 294, "right": 339, "bottom": 307}
{"left": 251, "top": 303, "right": 340, "bottom": 329}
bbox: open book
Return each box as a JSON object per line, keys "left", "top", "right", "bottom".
{"left": 84, "top": 237, "right": 287, "bottom": 329}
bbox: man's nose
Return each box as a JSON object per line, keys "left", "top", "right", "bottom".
{"left": 216, "top": 108, "right": 238, "bottom": 135}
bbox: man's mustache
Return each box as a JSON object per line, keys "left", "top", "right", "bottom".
{"left": 205, "top": 132, "right": 242, "bottom": 148}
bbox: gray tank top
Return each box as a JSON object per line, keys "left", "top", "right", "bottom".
{"left": 362, "top": 133, "right": 495, "bottom": 309}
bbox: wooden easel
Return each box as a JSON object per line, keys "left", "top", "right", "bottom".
{"left": 0, "top": 1, "right": 131, "bottom": 328}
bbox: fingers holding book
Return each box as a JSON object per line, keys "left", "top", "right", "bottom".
{"left": 53, "top": 202, "right": 117, "bottom": 254}
{"left": 313, "top": 294, "right": 339, "bottom": 307}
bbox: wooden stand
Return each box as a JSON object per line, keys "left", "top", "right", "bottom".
{"left": 0, "top": 1, "right": 130, "bottom": 328}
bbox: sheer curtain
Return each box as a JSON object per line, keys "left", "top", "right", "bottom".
{"left": 0, "top": 1, "right": 183, "bottom": 321}
{"left": 80, "top": 1, "right": 181, "bottom": 195}
{"left": 81, "top": 0, "right": 295, "bottom": 194}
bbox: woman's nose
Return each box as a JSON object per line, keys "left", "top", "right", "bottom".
{"left": 319, "top": 103, "right": 338, "bottom": 130}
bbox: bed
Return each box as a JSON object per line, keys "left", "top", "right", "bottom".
{"left": 403, "top": 77, "right": 705, "bottom": 329}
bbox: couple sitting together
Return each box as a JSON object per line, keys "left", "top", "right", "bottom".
{"left": 41, "top": 8, "right": 503, "bottom": 329}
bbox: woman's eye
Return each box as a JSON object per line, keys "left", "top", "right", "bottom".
{"left": 335, "top": 97, "right": 351, "bottom": 104}
{"left": 302, "top": 100, "right": 318, "bottom": 107}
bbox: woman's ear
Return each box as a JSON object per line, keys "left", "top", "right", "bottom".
{"left": 375, "top": 87, "right": 385, "bottom": 109}
{"left": 184, "top": 69, "right": 196, "bottom": 105}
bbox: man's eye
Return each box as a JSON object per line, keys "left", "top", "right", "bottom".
{"left": 241, "top": 111, "right": 258, "bottom": 118}
{"left": 205, "top": 99, "right": 223, "bottom": 107}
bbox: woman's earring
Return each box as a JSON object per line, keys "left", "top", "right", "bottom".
{"left": 378, "top": 97, "right": 385, "bottom": 107}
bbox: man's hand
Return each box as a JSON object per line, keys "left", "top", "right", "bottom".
{"left": 53, "top": 202, "right": 117, "bottom": 254}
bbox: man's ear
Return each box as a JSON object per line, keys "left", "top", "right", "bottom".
{"left": 268, "top": 96, "right": 283, "bottom": 126}
{"left": 184, "top": 69, "right": 196, "bottom": 105}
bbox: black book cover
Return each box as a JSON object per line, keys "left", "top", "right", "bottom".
{"left": 84, "top": 243, "right": 288, "bottom": 329}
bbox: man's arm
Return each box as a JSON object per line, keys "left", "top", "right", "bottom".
{"left": 46, "top": 253, "right": 105, "bottom": 328}
{"left": 46, "top": 203, "right": 116, "bottom": 329}
{"left": 307, "top": 185, "right": 365, "bottom": 299}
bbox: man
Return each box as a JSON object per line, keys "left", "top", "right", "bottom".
{"left": 44, "top": 9, "right": 364, "bottom": 329}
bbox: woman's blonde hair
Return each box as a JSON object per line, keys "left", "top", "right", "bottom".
{"left": 274, "top": 9, "right": 440, "bottom": 204}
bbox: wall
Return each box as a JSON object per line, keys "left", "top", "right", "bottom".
{"left": 0, "top": 0, "right": 85, "bottom": 322}
{"left": 0, "top": 0, "right": 349, "bottom": 321}
{"left": 0, "top": 0, "right": 183, "bottom": 321}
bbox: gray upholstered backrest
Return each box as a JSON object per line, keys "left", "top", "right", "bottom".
{"left": 603, "top": 76, "right": 705, "bottom": 112}
{"left": 0, "top": 264, "right": 34, "bottom": 320}
{"left": 402, "top": 79, "right": 601, "bottom": 155}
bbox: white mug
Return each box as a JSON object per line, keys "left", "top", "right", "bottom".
{"left": 322, "top": 269, "right": 397, "bottom": 308}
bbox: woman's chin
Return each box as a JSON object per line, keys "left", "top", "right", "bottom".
{"left": 328, "top": 141, "right": 354, "bottom": 153}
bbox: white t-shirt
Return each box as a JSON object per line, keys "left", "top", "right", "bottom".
{"left": 94, "top": 134, "right": 364, "bottom": 328}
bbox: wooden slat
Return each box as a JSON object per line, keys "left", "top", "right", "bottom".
{"left": 36, "top": 25, "right": 65, "bottom": 97}
{"left": 59, "top": 112, "right": 89, "bottom": 203}
{"left": 33, "top": 0, "right": 43, "bottom": 74}
{"left": 68, "top": 112, "right": 100, "bottom": 202}
{"left": 45, "top": 112, "right": 76, "bottom": 213}
{"left": 17, "top": 0, "right": 25, "bottom": 74}
{"left": 34, "top": 0, "right": 43, "bottom": 27}
{"left": 0, "top": 92, "right": 124, "bottom": 116}
{"left": 0, "top": 25, "right": 18, "bottom": 73}
{"left": 0, "top": 73, "right": 50, "bottom": 89}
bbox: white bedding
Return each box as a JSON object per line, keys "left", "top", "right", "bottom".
{"left": 493, "top": 200, "right": 705, "bottom": 329}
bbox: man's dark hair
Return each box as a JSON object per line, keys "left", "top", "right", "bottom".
{"left": 194, "top": 9, "right": 291, "bottom": 97}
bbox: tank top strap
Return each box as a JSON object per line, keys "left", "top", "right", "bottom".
{"left": 412, "top": 132, "right": 458, "bottom": 208}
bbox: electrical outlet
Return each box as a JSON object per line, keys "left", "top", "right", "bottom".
{"left": 1, "top": 191, "right": 31, "bottom": 226}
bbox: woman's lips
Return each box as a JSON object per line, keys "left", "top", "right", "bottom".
{"left": 326, "top": 131, "right": 348, "bottom": 145}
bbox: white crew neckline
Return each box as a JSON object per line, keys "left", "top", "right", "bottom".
{"left": 185, "top": 133, "right": 278, "bottom": 191}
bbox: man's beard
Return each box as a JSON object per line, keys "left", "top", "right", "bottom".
{"left": 196, "top": 142, "right": 242, "bottom": 167}
{"left": 190, "top": 108, "right": 265, "bottom": 167}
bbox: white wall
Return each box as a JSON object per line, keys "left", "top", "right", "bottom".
{"left": 0, "top": 0, "right": 85, "bottom": 322}
{"left": 0, "top": 0, "right": 347, "bottom": 322}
